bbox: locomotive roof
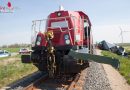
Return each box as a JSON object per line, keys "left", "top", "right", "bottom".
{"left": 49, "top": 10, "right": 91, "bottom": 26}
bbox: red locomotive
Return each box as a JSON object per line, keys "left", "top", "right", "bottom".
{"left": 22, "top": 9, "right": 119, "bottom": 78}
{"left": 32, "top": 10, "right": 93, "bottom": 52}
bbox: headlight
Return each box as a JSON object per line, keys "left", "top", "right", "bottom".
{"left": 36, "top": 41, "right": 40, "bottom": 45}
{"left": 57, "top": 12, "right": 61, "bottom": 17}
{"left": 64, "top": 34, "right": 70, "bottom": 44}
{"left": 65, "top": 40, "right": 70, "bottom": 44}
{"left": 64, "top": 34, "right": 69, "bottom": 40}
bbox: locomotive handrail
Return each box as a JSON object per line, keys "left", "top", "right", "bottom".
{"left": 32, "top": 16, "right": 78, "bottom": 22}
{"left": 31, "top": 15, "right": 79, "bottom": 33}
{"left": 31, "top": 15, "right": 79, "bottom": 46}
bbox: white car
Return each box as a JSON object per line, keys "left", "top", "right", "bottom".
{"left": 19, "top": 48, "right": 32, "bottom": 54}
{"left": 0, "top": 50, "right": 11, "bottom": 58}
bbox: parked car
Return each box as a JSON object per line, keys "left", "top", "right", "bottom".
{"left": 0, "top": 50, "right": 11, "bottom": 58}
{"left": 19, "top": 48, "right": 31, "bottom": 54}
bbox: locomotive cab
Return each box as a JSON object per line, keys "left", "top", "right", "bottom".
{"left": 32, "top": 10, "right": 92, "bottom": 51}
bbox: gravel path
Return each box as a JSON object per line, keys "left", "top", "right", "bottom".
{"left": 103, "top": 64, "right": 130, "bottom": 90}
{"left": 83, "top": 61, "right": 112, "bottom": 90}
{"left": 96, "top": 49, "right": 130, "bottom": 90}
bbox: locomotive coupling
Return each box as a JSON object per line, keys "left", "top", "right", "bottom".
{"left": 45, "top": 31, "right": 56, "bottom": 78}
{"left": 45, "top": 31, "right": 54, "bottom": 40}
{"left": 45, "top": 31, "right": 55, "bottom": 54}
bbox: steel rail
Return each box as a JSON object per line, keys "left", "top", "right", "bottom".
{"left": 67, "top": 73, "right": 81, "bottom": 90}
{"left": 23, "top": 73, "right": 82, "bottom": 90}
{"left": 23, "top": 73, "right": 48, "bottom": 90}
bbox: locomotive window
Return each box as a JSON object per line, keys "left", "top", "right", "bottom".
{"left": 37, "top": 36, "right": 41, "bottom": 41}
{"left": 84, "top": 20, "right": 89, "bottom": 28}
{"left": 51, "top": 21, "right": 68, "bottom": 28}
{"left": 84, "top": 20, "right": 90, "bottom": 39}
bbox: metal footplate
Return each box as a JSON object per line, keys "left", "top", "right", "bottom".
{"left": 68, "top": 48, "right": 120, "bottom": 69}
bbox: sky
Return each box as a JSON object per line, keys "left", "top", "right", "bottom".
{"left": 0, "top": 0, "right": 130, "bottom": 46}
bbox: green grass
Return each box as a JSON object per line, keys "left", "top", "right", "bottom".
{"left": 102, "top": 50, "right": 130, "bottom": 84}
{"left": 117, "top": 43, "right": 130, "bottom": 46}
{"left": 123, "top": 46, "right": 130, "bottom": 58}
{"left": 0, "top": 56, "right": 11, "bottom": 60}
{"left": 0, "top": 54, "right": 21, "bottom": 60}
{"left": 124, "top": 46, "right": 130, "bottom": 52}
{"left": 0, "top": 60, "right": 37, "bottom": 88}
{"left": 0, "top": 48, "right": 20, "bottom": 53}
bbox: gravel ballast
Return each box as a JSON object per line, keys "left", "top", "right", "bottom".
{"left": 83, "top": 61, "right": 112, "bottom": 90}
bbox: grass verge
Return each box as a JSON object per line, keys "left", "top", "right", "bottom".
{"left": 1, "top": 48, "right": 20, "bottom": 53}
{"left": 0, "top": 59, "right": 37, "bottom": 88}
{"left": 0, "top": 54, "right": 21, "bottom": 61}
{"left": 102, "top": 50, "right": 130, "bottom": 84}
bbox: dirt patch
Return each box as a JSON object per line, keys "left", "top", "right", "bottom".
{"left": 103, "top": 64, "right": 130, "bottom": 90}
{"left": 0, "top": 57, "right": 20, "bottom": 65}
{"left": 96, "top": 49, "right": 130, "bottom": 90}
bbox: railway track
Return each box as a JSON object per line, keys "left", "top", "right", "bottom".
{"left": 23, "top": 72, "right": 84, "bottom": 90}
{"left": 1, "top": 61, "right": 112, "bottom": 90}
{"left": 24, "top": 73, "right": 48, "bottom": 90}
{"left": 0, "top": 70, "right": 85, "bottom": 90}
